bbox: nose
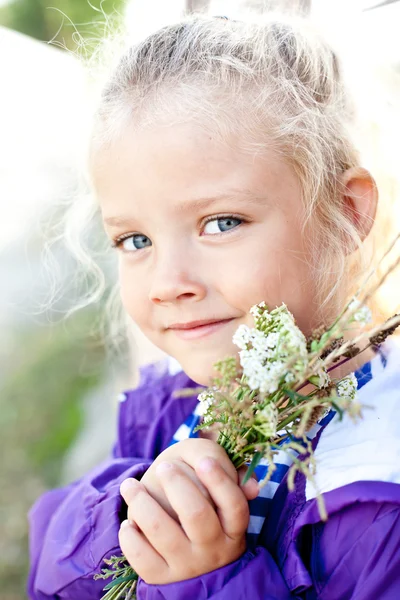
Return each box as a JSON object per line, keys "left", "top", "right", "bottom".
{"left": 148, "top": 248, "right": 207, "bottom": 305}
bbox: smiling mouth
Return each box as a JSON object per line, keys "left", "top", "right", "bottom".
{"left": 168, "top": 318, "right": 235, "bottom": 340}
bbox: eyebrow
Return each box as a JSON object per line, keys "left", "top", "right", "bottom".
{"left": 104, "top": 189, "right": 264, "bottom": 227}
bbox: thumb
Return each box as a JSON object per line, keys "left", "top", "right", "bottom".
{"left": 238, "top": 465, "right": 259, "bottom": 500}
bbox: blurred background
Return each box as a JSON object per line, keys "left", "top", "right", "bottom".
{"left": 0, "top": 0, "right": 399, "bottom": 598}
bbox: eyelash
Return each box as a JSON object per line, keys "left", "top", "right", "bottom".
{"left": 111, "top": 213, "right": 245, "bottom": 251}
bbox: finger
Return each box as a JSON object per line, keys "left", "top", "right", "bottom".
{"left": 118, "top": 519, "right": 167, "bottom": 582}
{"left": 196, "top": 457, "right": 250, "bottom": 540}
{"left": 121, "top": 478, "right": 188, "bottom": 560}
{"left": 238, "top": 466, "right": 259, "bottom": 500}
{"left": 177, "top": 438, "right": 238, "bottom": 483}
{"left": 156, "top": 461, "right": 221, "bottom": 545}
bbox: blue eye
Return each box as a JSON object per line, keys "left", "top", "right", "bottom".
{"left": 203, "top": 216, "right": 242, "bottom": 234}
{"left": 113, "top": 234, "right": 152, "bottom": 252}
{"left": 112, "top": 215, "right": 243, "bottom": 252}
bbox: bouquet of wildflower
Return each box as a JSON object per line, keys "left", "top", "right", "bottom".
{"left": 196, "top": 300, "right": 376, "bottom": 514}
{"left": 96, "top": 234, "right": 400, "bottom": 599}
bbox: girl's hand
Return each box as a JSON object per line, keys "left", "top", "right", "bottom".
{"left": 138, "top": 438, "right": 259, "bottom": 520}
{"left": 119, "top": 455, "right": 250, "bottom": 584}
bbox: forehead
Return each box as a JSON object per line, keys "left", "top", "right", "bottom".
{"left": 91, "top": 121, "right": 301, "bottom": 221}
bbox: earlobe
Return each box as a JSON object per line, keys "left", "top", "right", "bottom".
{"left": 341, "top": 167, "right": 378, "bottom": 242}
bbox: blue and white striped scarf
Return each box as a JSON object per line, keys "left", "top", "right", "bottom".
{"left": 168, "top": 354, "right": 386, "bottom": 547}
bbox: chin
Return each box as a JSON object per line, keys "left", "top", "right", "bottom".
{"left": 180, "top": 361, "right": 216, "bottom": 386}
{"left": 177, "top": 347, "right": 239, "bottom": 386}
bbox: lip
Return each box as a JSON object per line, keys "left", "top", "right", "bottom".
{"left": 168, "top": 318, "right": 232, "bottom": 330}
{"left": 168, "top": 318, "right": 234, "bottom": 340}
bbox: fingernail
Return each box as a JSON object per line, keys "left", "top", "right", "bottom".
{"left": 120, "top": 478, "right": 139, "bottom": 496}
{"left": 120, "top": 519, "right": 132, "bottom": 529}
{"left": 156, "top": 461, "right": 173, "bottom": 475}
{"left": 244, "top": 478, "right": 259, "bottom": 495}
{"left": 199, "top": 457, "right": 215, "bottom": 473}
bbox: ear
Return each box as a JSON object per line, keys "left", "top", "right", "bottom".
{"left": 341, "top": 167, "right": 378, "bottom": 241}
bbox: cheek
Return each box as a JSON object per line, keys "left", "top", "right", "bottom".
{"left": 118, "top": 264, "right": 147, "bottom": 323}
{"left": 232, "top": 251, "right": 283, "bottom": 307}
{"left": 225, "top": 222, "right": 315, "bottom": 318}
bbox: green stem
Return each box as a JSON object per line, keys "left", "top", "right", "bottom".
{"left": 277, "top": 408, "right": 304, "bottom": 431}
{"left": 232, "top": 456, "right": 245, "bottom": 469}
{"left": 239, "top": 440, "right": 275, "bottom": 455}
{"left": 103, "top": 581, "right": 128, "bottom": 600}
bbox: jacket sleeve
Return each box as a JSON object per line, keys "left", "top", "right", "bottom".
{"left": 137, "top": 547, "right": 294, "bottom": 600}
{"left": 309, "top": 499, "right": 400, "bottom": 600}
{"left": 27, "top": 455, "right": 152, "bottom": 599}
{"left": 27, "top": 362, "right": 199, "bottom": 600}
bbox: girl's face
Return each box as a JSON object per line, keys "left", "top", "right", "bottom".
{"left": 94, "top": 122, "right": 322, "bottom": 385}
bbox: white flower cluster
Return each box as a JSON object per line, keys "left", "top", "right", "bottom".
{"left": 233, "top": 303, "right": 308, "bottom": 394}
{"left": 257, "top": 403, "right": 278, "bottom": 437}
{"left": 249, "top": 301, "right": 271, "bottom": 330}
{"left": 315, "top": 358, "right": 331, "bottom": 388}
{"left": 349, "top": 299, "right": 372, "bottom": 326}
{"left": 197, "top": 390, "right": 215, "bottom": 424}
{"left": 336, "top": 373, "right": 358, "bottom": 402}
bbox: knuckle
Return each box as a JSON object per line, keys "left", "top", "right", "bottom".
{"left": 178, "top": 438, "right": 238, "bottom": 474}
{"left": 211, "top": 463, "right": 227, "bottom": 481}
{"left": 203, "top": 440, "right": 225, "bottom": 459}
{"left": 165, "top": 535, "right": 181, "bottom": 556}
{"left": 147, "top": 518, "right": 162, "bottom": 536}
{"left": 126, "top": 544, "right": 143, "bottom": 563}
{"left": 183, "top": 437, "right": 216, "bottom": 454}
{"left": 185, "top": 502, "right": 209, "bottom": 521}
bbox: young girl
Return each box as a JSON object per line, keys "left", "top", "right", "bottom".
{"left": 28, "top": 9, "right": 400, "bottom": 600}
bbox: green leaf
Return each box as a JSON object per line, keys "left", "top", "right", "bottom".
{"left": 320, "top": 332, "right": 330, "bottom": 345}
{"left": 330, "top": 401, "right": 343, "bottom": 420}
{"left": 282, "top": 388, "right": 311, "bottom": 405}
{"left": 103, "top": 573, "right": 138, "bottom": 591}
{"left": 241, "top": 451, "right": 263, "bottom": 485}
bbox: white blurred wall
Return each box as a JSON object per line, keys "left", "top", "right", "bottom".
{"left": 0, "top": 26, "right": 89, "bottom": 251}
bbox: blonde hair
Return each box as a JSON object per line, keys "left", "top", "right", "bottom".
{"left": 56, "top": 7, "right": 396, "bottom": 351}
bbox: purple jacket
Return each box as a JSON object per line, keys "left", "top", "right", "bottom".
{"left": 28, "top": 351, "right": 400, "bottom": 599}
